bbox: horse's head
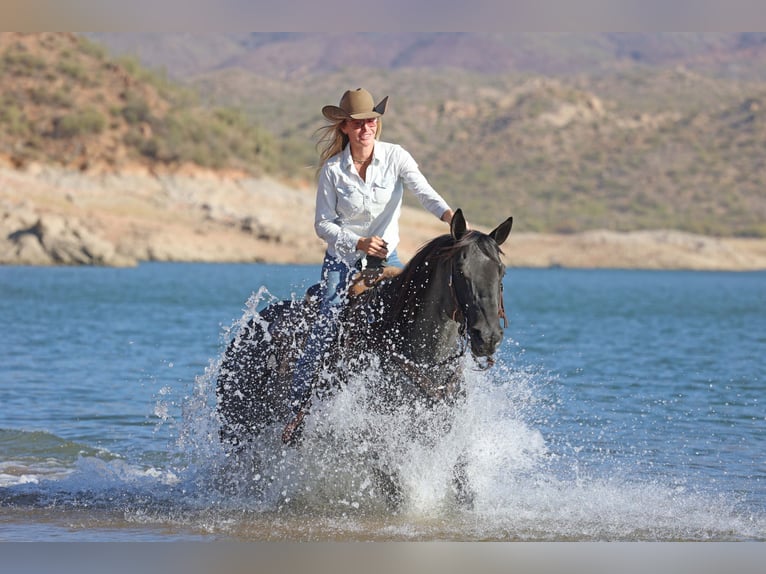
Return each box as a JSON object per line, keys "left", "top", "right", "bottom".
{"left": 449, "top": 209, "right": 513, "bottom": 358}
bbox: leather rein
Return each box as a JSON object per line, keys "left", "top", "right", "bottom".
{"left": 390, "top": 261, "right": 506, "bottom": 395}
{"left": 446, "top": 261, "right": 507, "bottom": 370}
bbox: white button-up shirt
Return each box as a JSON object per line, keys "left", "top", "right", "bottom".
{"left": 315, "top": 140, "right": 451, "bottom": 267}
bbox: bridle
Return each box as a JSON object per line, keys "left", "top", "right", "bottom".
{"left": 447, "top": 260, "right": 508, "bottom": 330}
{"left": 499, "top": 282, "right": 508, "bottom": 328}
{"left": 444, "top": 257, "right": 507, "bottom": 370}
{"left": 375, "top": 239, "right": 508, "bottom": 400}
{"left": 390, "top": 257, "right": 506, "bottom": 399}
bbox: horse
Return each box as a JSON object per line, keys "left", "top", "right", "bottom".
{"left": 215, "top": 209, "right": 513, "bottom": 508}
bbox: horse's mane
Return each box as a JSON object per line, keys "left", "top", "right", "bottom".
{"left": 385, "top": 230, "right": 503, "bottom": 323}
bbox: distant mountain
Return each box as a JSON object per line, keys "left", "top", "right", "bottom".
{"left": 86, "top": 33, "right": 766, "bottom": 80}
{"left": 7, "top": 33, "right": 766, "bottom": 237}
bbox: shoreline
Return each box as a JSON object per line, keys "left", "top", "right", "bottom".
{"left": 2, "top": 164, "right": 766, "bottom": 271}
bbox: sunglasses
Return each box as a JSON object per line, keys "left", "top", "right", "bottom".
{"left": 347, "top": 118, "right": 378, "bottom": 130}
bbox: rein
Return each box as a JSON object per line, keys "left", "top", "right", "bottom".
{"left": 390, "top": 343, "right": 467, "bottom": 402}
{"left": 447, "top": 260, "right": 508, "bottom": 341}
{"left": 499, "top": 282, "right": 508, "bottom": 328}
{"left": 380, "top": 236, "right": 507, "bottom": 397}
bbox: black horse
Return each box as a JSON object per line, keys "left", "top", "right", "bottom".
{"left": 216, "top": 209, "right": 512, "bottom": 507}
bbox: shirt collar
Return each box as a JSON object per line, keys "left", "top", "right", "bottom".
{"left": 343, "top": 144, "right": 378, "bottom": 168}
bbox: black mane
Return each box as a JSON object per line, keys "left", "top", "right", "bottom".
{"left": 385, "top": 230, "right": 502, "bottom": 323}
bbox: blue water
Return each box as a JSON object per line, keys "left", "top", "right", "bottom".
{"left": 0, "top": 263, "right": 764, "bottom": 541}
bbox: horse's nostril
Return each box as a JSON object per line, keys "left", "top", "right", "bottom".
{"left": 470, "top": 326, "right": 502, "bottom": 354}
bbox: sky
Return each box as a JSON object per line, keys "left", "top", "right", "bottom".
{"left": 3, "top": 1, "right": 765, "bottom": 32}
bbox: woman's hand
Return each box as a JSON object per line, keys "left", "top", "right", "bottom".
{"left": 357, "top": 236, "right": 389, "bottom": 258}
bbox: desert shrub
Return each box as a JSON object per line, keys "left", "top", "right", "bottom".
{"left": 121, "top": 92, "right": 152, "bottom": 124}
{"left": 77, "top": 37, "right": 108, "bottom": 61}
{"left": 57, "top": 58, "right": 90, "bottom": 83}
{"left": 27, "top": 87, "right": 73, "bottom": 108}
{"left": 0, "top": 102, "right": 30, "bottom": 136}
{"left": 53, "top": 107, "right": 106, "bottom": 138}
{"left": 1, "top": 49, "right": 47, "bottom": 76}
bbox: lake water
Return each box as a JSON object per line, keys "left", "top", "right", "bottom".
{"left": 0, "top": 263, "right": 764, "bottom": 542}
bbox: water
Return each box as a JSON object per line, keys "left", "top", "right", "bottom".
{"left": 0, "top": 263, "right": 764, "bottom": 541}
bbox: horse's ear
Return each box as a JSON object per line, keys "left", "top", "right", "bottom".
{"left": 450, "top": 208, "right": 468, "bottom": 241}
{"left": 489, "top": 216, "right": 513, "bottom": 246}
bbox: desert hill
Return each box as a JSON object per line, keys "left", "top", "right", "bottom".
{"left": 2, "top": 32, "right": 766, "bottom": 270}
{"left": 87, "top": 33, "right": 766, "bottom": 236}
{"left": 0, "top": 33, "right": 279, "bottom": 175}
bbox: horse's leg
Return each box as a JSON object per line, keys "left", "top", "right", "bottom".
{"left": 216, "top": 300, "right": 305, "bottom": 447}
{"left": 216, "top": 317, "right": 271, "bottom": 446}
{"left": 452, "top": 453, "right": 475, "bottom": 510}
{"left": 371, "top": 464, "right": 404, "bottom": 512}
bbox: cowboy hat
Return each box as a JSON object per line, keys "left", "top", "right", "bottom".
{"left": 322, "top": 88, "right": 389, "bottom": 121}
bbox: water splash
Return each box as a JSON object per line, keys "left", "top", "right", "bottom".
{"left": 168, "top": 285, "right": 554, "bottom": 522}
{"left": 166, "top": 297, "right": 766, "bottom": 540}
{"left": 3, "top": 283, "right": 764, "bottom": 541}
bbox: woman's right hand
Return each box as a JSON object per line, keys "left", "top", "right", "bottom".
{"left": 357, "top": 236, "right": 389, "bottom": 258}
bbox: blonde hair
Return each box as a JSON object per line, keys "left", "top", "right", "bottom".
{"left": 314, "top": 119, "right": 382, "bottom": 178}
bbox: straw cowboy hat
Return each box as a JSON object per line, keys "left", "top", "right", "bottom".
{"left": 322, "top": 88, "right": 389, "bottom": 121}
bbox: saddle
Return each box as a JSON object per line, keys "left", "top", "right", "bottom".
{"left": 349, "top": 265, "right": 401, "bottom": 297}
{"left": 303, "top": 257, "right": 403, "bottom": 303}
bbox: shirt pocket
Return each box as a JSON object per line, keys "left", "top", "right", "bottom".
{"left": 372, "top": 179, "right": 395, "bottom": 206}
{"left": 336, "top": 185, "right": 364, "bottom": 215}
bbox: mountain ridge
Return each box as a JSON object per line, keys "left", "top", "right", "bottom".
{"left": 85, "top": 33, "right": 766, "bottom": 79}
{"left": 3, "top": 33, "right": 766, "bottom": 242}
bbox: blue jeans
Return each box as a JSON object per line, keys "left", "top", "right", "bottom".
{"left": 289, "top": 250, "right": 402, "bottom": 412}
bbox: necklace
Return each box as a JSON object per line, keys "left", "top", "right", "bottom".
{"left": 352, "top": 155, "right": 371, "bottom": 164}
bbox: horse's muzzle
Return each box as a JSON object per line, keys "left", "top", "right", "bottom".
{"left": 468, "top": 326, "right": 502, "bottom": 357}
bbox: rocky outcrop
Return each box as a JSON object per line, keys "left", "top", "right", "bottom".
{"left": 0, "top": 163, "right": 327, "bottom": 267}
{"left": 2, "top": 163, "right": 766, "bottom": 270}
{"left": 0, "top": 203, "right": 135, "bottom": 266}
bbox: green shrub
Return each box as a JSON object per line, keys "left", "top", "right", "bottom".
{"left": 121, "top": 92, "right": 152, "bottom": 124}
{"left": 77, "top": 37, "right": 108, "bottom": 61}
{"left": 0, "top": 102, "right": 30, "bottom": 135}
{"left": 27, "top": 87, "right": 73, "bottom": 108}
{"left": 57, "top": 59, "right": 88, "bottom": 82}
{"left": 53, "top": 107, "right": 106, "bottom": 138}
{"left": 1, "top": 49, "right": 47, "bottom": 75}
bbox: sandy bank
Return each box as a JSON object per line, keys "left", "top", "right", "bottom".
{"left": 2, "top": 164, "right": 765, "bottom": 271}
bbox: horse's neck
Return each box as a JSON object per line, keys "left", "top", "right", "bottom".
{"left": 388, "top": 260, "right": 461, "bottom": 364}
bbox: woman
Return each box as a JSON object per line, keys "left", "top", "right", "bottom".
{"left": 283, "top": 87, "right": 455, "bottom": 444}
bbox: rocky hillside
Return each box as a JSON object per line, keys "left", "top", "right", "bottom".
{"left": 86, "top": 33, "right": 766, "bottom": 80}
{"left": 0, "top": 33, "right": 280, "bottom": 175}
{"left": 88, "top": 33, "right": 766, "bottom": 237}
{"left": 2, "top": 33, "right": 766, "bottom": 270}
{"left": 188, "top": 65, "right": 766, "bottom": 238}
{"left": 0, "top": 163, "right": 322, "bottom": 267}
{"left": 6, "top": 32, "right": 766, "bottom": 237}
